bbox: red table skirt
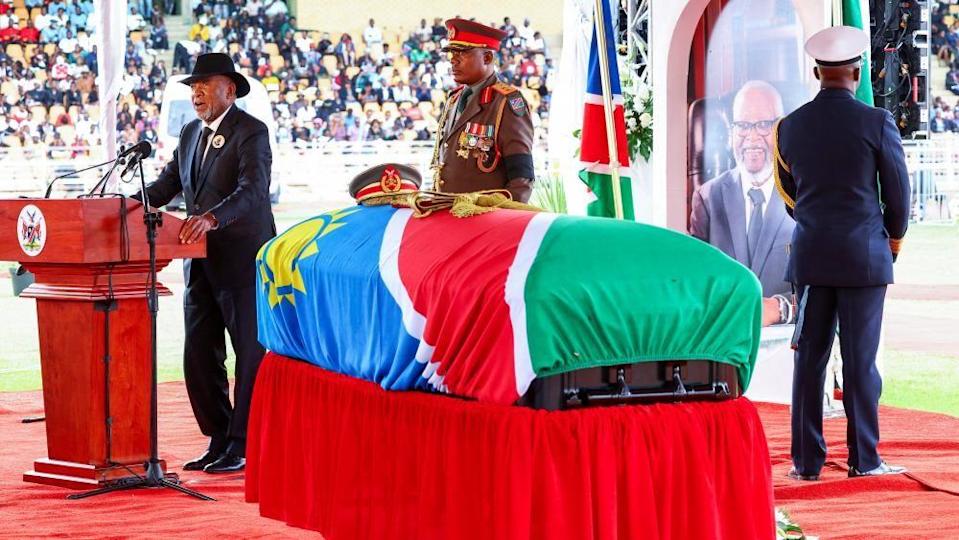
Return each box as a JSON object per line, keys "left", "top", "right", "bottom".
{"left": 246, "top": 353, "right": 774, "bottom": 540}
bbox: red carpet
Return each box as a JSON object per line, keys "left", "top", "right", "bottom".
{"left": 1, "top": 373, "right": 957, "bottom": 538}
{"left": 759, "top": 401, "right": 959, "bottom": 540}
{"left": 0, "top": 384, "right": 316, "bottom": 538}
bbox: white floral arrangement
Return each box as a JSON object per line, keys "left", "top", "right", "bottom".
{"left": 622, "top": 72, "right": 653, "bottom": 162}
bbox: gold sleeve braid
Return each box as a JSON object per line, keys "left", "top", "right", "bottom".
{"left": 772, "top": 118, "right": 796, "bottom": 210}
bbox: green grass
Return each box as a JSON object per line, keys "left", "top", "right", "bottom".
{"left": 893, "top": 222, "right": 959, "bottom": 285}
{"left": 881, "top": 350, "right": 959, "bottom": 417}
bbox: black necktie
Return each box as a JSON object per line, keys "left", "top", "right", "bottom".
{"left": 193, "top": 127, "right": 213, "bottom": 180}
{"left": 747, "top": 188, "right": 765, "bottom": 265}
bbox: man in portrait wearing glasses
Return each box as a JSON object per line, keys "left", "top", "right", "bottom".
{"left": 690, "top": 80, "right": 796, "bottom": 326}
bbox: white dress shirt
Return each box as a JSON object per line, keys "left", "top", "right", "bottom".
{"left": 199, "top": 106, "right": 230, "bottom": 165}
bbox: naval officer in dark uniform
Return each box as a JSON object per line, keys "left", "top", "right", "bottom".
{"left": 431, "top": 18, "right": 536, "bottom": 202}
{"left": 774, "top": 27, "right": 910, "bottom": 480}
{"left": 139, "top": 53, "right": 276, "bottom": 473}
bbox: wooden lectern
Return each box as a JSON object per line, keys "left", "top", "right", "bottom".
{"left": 0, "top": 198, "right": 204, "bottom": 489}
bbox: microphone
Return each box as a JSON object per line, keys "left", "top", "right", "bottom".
{"left": 118, "top": 141, "right": 153, "bottom": 179}
{"left": 44, "top": 152, "right": 124, "bottom": 198}
{"left": 81, "top": 141, "right": 153, "bottom": 197}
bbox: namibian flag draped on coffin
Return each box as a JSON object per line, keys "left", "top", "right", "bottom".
{"left": 255, "top": 206, "right": 762, "bottom": 405}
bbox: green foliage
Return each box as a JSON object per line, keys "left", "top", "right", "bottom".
{"left": 776, "top": 508, "right": 806, "bottom": 539}
{"left": 531, "top": 171, "right": 569, "bottom": 214}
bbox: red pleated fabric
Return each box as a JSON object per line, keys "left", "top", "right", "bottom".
{"left": 246, "top": 353, "right": 774, "bottom": 540}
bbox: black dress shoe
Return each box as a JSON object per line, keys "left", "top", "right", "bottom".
{"left": 183, "top": 450, "right": 223, "bottom": 471}
{"left": 203, "top": 452, "right": 245, "bottom": 474}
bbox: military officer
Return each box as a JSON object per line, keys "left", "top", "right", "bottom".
{"left": 774, "top": 26, "right": 910, "bottom": 481}
{"left": 431, "top": 18, "right": 535, "bottom": 202}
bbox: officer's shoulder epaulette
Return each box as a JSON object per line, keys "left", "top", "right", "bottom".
{"left": 489, "top": 82, "right": 527, "bottom": 116}
{"left": 491, "top": 81, "right": 519, "bottom": 96}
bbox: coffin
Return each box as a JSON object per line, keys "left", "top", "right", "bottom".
{"left": 254, "top": 205, "right": 762, "bottom": 406}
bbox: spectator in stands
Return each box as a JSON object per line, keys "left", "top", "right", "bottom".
{"left": 947, "top": 66, "right": 959, "bottom": 96}
{"left": 70, "top": 4, "right": 88, "bottom": 31}
{"left": 527, "top": 31, "right": 547, "bottom": 55}
{"left": 150, "top": 17, "right": 169, "bottom": 49}
{"left": 190, "top": 15, "right": 211, "bottom": 42}
{"left": 34, "top": 6, "right": 51, "bottom": 31}
{"left": 41, "top": 19, "right": 65, "bottom": 44}
{"left": 265, "top": 0, "right": 288, "bottom": 18}
{"left": 128, "top": 6, "right": 146, "bottom": 32}
{"left": 932, "top": 109, "right": 956, "bottom": 133}
{"left": 0, "top": 19, "right": 17, "bottom": 43}
{"left": 335, "top": 33, "right": 355, "bottom": 66}
{"left": 363, "top": 18, "right": 383, "bottom": 61}
{"left": 19, "top": 18, "right": 40, "bottom": 43}
{"left": 244, "top": 0, "right": 263, "bottom": 17}
{"left": 415, "top": 18, "right": 431, "bottom": 43}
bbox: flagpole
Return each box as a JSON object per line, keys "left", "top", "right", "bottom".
{"left": 592, "top": 0, "right": 625, "bottom": 220}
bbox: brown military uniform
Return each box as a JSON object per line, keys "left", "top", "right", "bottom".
{"left": 431, "top": 73, "right": 535, "bottom": 202}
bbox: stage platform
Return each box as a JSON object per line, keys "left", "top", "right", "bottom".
{"left": 1, "top": 366, "right": 957, "bottom": 538}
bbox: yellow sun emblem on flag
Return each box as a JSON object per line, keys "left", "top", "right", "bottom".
{"left": 257, "top": 207, "right": 360, "bottom": 308}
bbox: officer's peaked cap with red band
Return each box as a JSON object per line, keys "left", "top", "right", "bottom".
{"left": 348, "top": 163, "right": 422, "bottom": 203}
{"left": 442, "top": 18, "right": 507, "bottom": 52}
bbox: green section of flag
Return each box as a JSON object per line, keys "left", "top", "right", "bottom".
{"left": 522, "top": 215, "right": 763, "bottom": 391}
{"left": 579, "top": 170, "right": 635, "bottom": 220}
{"left": 842, "top": 0, "right": 874, "bottom": 106}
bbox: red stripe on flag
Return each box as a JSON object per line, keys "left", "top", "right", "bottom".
{"left": 397, "top": 210, "right": 538, "bottom": 403}
{"left": 580, "top": 102, "right": 630, "bottom": 167}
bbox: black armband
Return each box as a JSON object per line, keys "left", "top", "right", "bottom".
{"left": 503, "top": 153, "right": 534, "bottom": 181}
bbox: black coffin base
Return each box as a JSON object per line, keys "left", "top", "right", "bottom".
{"left": 517, "top": 360, "right": 741, "bottom": 411}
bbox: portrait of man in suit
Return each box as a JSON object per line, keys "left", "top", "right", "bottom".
{"left": 689, "top": 80, "right": 796, "bottom": 324}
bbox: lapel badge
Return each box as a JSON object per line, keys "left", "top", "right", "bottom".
{"left": 212, "top": 134, "right": 225, "bottom": 149}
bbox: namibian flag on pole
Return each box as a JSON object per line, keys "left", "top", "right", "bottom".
{"left": 579, "top": 0, "right": 634, "bottom": 220}
{"left": 834, "top": 0, "right": 874, "bottom": 105}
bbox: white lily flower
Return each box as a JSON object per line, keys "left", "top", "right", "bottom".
{"left": 639, "top": 112, "right": 652, "bottom": 128}
{"left": 636, "top": 86, "right": 650, "bottom": 102}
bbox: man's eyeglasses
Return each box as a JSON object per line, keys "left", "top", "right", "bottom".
{"left": 731, "top": 119, "right": 777, "bottom": 136}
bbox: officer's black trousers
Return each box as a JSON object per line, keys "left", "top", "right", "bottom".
{"left": 791, "top": 285, "right": 886, "bottom": 475}
{"left": 182, "top": 259, "right": 264, "bottom": 457}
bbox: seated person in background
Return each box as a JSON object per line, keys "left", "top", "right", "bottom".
{"left": 690, "top": 80, "right": 796, "bottom": 326}
{"left": 348, "top": 163, "right": 422, "bottom": 206}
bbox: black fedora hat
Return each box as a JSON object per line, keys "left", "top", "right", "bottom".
{"left": 180, "top": 53, "right": 250, "bottom": 98}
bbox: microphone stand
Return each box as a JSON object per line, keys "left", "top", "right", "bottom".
{"left": 43, "top": 156, "right": 120, "bottom": 198}
{"left": 68, "top": 158, "right": 214, "bottom": 502}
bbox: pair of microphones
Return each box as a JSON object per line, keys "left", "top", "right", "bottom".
{"left": 43, "top": 140, "right": 153, "bottom": 198}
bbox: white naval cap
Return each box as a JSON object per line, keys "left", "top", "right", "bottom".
{"left": 804, "top": 25, "right": 869, "bottom": 66}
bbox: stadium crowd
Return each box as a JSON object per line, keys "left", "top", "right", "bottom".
{"left": 932, "top": 1, "right": 959, "bottom": 132}
{"left": 0, "top": 0, "right": 554, "bottom": 152}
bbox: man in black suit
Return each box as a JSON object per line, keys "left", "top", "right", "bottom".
{"left": 139, "top": 53, "right": 275, "bottom": 473}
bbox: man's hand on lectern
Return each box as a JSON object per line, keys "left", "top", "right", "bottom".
{"left": 179, "top": 212, "right": 218, "bottom": 244}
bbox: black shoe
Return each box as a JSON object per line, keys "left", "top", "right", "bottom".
{"left": 183, "top": 450, "right": 223, "bottom": 471}
{"left": 787, "top": 467, "right": 819, "bottom": 481}
{"left": 203, "top": 452, "right": 245, "bottom": 474}
{"left": 848, "top": 461, "right": 906, "bottom": 478}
